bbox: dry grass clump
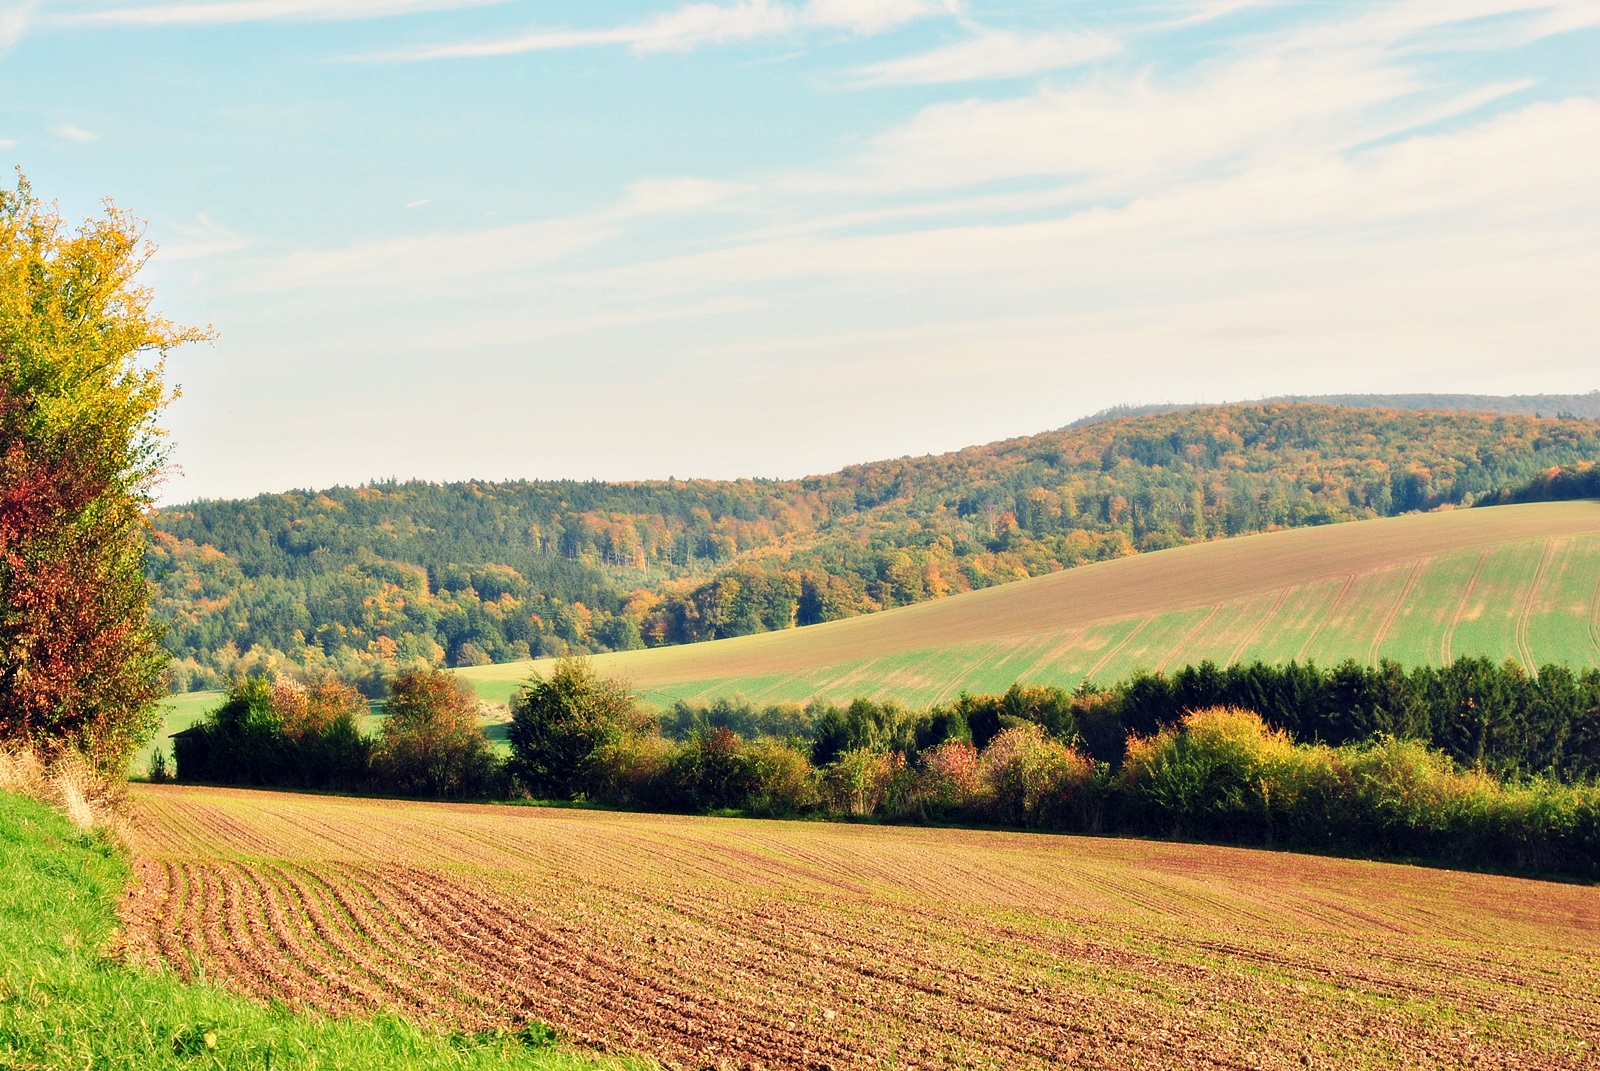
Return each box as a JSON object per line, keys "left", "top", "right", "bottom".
{"left": 0, "top": 745, "right": 121, "bottom": 832}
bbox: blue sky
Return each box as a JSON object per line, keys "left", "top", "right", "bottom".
{"left": 3, "top": 1, "right": 1597, "bottom": 501}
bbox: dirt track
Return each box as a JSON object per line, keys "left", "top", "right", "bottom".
{"left": 123, "top": 784, "right": 1600, "bottom": 1070}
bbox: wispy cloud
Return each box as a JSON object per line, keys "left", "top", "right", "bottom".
{"left": 251, "top": 0, "right": 1600, "bottom": 369}
{"left": 55, "top": 122, "right": 98, "bottom": 142}
{"left": 161, "top": 212, "right": 250, "bottom": 261}
{"left": 248, "top": 177, "right": 745, "bottom": 291}
{"left": 803, "top": 0, "right": 955, "bottom": 34}
{"left": 811, "top": 0, "right": 1573, "bottom": 198}
{"left": 249, "top": 216, "right": 618, "bottom": 291}
{"left": 1163, "top": 0, "right": 1273, "bottom": 30}
{"left": 623, "top": 177, "right": 749, "bottom": 213}
{"left": 609, "top": 98, "right": 1600, "bottom": 292}
{"left": 67, "top": 0, "right": 504, "bottom": 27}
{"left": 848, "top": 28, "right": 1120, "bottom": 86}
{"left": 1, "top": 0, "right": 39, "bottom": 48}
{"left": 367, "top": 0, "right": 952, "bottom": 62}
{"left": 1284, "top": 0, "right": 1600, "bottom": 51}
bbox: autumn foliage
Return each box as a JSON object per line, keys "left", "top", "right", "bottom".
{"left": 0, "top": 175, "right": 208, "bottom": 775}
{"left": 370, "top": 668, "right": 497, "bottom": 798}
{"left": 150, "top": 402, "right": 1600, "bottom": 690}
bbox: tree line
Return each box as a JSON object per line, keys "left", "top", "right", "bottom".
{"left": 166, "top": 656, "right": 1600, "bottom": 879}
{"left": 150, "top": 405, "right": 1600, "bottom": 691}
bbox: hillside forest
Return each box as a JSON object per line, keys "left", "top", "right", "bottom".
{"left": 149, "top": 404, "right": 1600, "bottom": 693}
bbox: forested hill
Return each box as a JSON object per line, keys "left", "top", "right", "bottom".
{"left": 149, "top": 403, "right": 1600, "bottom": 692}
{"left": 1072, "top": 390, "right": 1600, "bottom": 426}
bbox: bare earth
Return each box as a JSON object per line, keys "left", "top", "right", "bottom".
{"left": 123, "top": 784, "right": 1600, "bottom": 1071}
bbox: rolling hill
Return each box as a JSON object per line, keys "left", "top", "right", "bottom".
{"left": 149, "top": 402, "right": 1600, "bottom": 695}
{"left": 1071, "top": 390, "right": 1600, "bottom": 426}
{"left": 455, "top": 500, "right": 1600, "bottom": 708}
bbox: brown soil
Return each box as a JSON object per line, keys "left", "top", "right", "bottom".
{"left": 122, "top": 784, "right": 1600, "bottom": 1070}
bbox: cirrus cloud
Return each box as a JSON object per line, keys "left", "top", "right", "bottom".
{"left": 366, "top": 0, "right": 954, "bottom": 61}
{"left": 847, "top": 28, "right": 1121, "bottom": 85}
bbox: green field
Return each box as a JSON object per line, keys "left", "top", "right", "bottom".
{"left": 136, "top": 690, "right": 222, "bottom": 775}
{"left": 455, "top": 501, "right": 1600, "bottom": 708}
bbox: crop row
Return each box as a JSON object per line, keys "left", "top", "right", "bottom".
{"left": 123, "top": 785, "right": 1600, "bottom": 1070}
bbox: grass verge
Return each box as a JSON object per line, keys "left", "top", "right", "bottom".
{"left": 0, "top": 791, "right": 642, "bottom": 1071}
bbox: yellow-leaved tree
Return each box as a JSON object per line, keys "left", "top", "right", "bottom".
{"left": 0, "top": 173, "right": 211, "bottom": 776}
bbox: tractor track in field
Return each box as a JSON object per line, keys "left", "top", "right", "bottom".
{"left": 1295, "top": 574, "right": 1354, "bottom": 663}
{"left": 1591, "top": 567, "right": 1600, "bottom": 661}
{"left": 1229, "top": 588, "right": 1290, "bottom": 666}
{"left": 1516, "top": 539, "right": 1557, "bottom": 671}
{"left": 1082, "top": 617, "right": 1150, "bottom": 684}
{"left": 1368, "top": 559, "right": 1427, "bottom": 667}
{"left": 1442, "top": 549, "right": 1489, "bottom": 665}
{"left": 1157, "top": 606, "right": 1220, "bottom": 673}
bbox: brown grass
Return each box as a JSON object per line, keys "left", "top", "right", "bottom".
{"left": 1, "top": 745, "right": 120, "bottom": 832}
{"left": 123, "top": 784, "right": 1600, "bottom": 1070}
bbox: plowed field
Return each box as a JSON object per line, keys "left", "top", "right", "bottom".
{"left": 124, "top": 784, "right": 1600, "bottom": 1071}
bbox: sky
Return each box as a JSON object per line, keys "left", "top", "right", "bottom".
{"left": 2, "top": 0, "right": 1597, "bottom": 502}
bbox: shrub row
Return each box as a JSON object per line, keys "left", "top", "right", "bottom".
{"left": 169, "top": 659, "right": 1600, "bottom": 878}
{"left": 510, "top": 661, "right": 1600, "bottom": 878}
{"left": 668, "top": 656, "right": 1600, "bottom": 783}
{"left": 172, "top": 671, "right": 499, "bottom": 798}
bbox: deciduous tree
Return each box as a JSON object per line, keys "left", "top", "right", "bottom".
{"left": 0, "top": 174, "right": 209, "bottom": 775}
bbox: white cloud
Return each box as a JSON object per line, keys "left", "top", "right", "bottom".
{"left": 245, "top": 178, "right": 747, "bottom": 292}
{"left": 160, "top": 212, "right": 250, "bottom": 261}
{"left": 1285, "top": 0, "right": 1600, "bottom": 51}
{"left": 633, "top": 0, "right": 797, "bottom": 52}
{"left": 2, "top": 0, "right": 39, "bottom": 48}
{"left": 623, "top": 177, "right": 749, "bottom": 214}
{"left": 1163, "top": 1, "right": 1272, "bottom": 29}
{"left": 829, "top": 52, "right": 1418, "bottom": 195}
{"left": 814, "top": 0, "right": 1553, "bottom": 200}
{"left": 405, "top": 197, "right": 431, "bottom": 208}
{"left": 1527, "top": 0, "right": 1600, "bottom": 35}
{"left": 247, "top": 214, "right": 623, "bottom": 291}
{"left": 55, "top": 122, "right": 98, "bottom": 142}
{"left": 848, "top": 28, "right": 1120, "bottom": 85}
{"left": 371, "top": 0, "right": 951, "bottom": 61}
{"left": 147, "top": 0, "right": 1600, "bottom": 499}
{"left": 68, "top": 0, "right": 503, "bottom": 27}
{"left": 802, "top": 0, "right": 954, "bottom": 34}
{"left": 370, "top": 0, "right": 788, "bottom": 60}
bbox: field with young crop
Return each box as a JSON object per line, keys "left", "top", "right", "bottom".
{"left": 455, "top": 501, "right": 1600, "bottom": 709}
{"left": 123, "top": 783, "right": 1600, "bottom": 1070}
